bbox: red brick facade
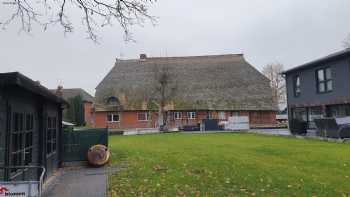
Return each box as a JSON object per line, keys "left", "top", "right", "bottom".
{"left": 93, "top": 110, "right": 276, "bottom": 129}
{"left": 84, "top": 102, "right": 94, "bottom": 126}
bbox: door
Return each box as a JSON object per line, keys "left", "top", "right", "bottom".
{"left": 7, "top": 104, "right": 38, "bottom": 181}
{"left": 45, "top": 113, "right": 59, "bottom": 178}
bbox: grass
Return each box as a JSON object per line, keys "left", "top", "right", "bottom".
{"left": 108, "top": 133, "right": 350, "bottom": 197}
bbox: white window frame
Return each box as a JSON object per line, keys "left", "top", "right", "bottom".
{"left": 107, "top": 113, "right": 120, "bottom": 122}
{"left": 218, "top": 111, "right": 226, "bottom": 119}
{"left": 174, "top": 112, "right": 182, "bottom": 120}
{"left": 294, "top": 75, "right": 301, "bottom": 97}
{"left": 188, "top": 112, "right": 196, "bottom": 120}
{"left": 138, "top": 112, "right": 150, "bottom": 121}
{"left": 207, "top": 112, "right": 213, "bottom": 119}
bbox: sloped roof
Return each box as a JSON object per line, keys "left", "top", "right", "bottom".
{"left": 51, "top": 88, "right": 94, "bottom": 102}
{"left": 95, "top": 54, "right": 276, "bottom": 111}
{"left": 283, "top": 48, "right": 350, "bottom": 74}
{"left": 0, "top": 72, "right": 68, "bottom": 105}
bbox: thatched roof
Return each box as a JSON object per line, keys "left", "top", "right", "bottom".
{"left": 95, "top": 54, "right": 276, "bottom": 111}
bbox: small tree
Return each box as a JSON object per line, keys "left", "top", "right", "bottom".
{"left": 262, "top": 63, "right": 286, "bottom": 109}
{"left": 149, "top": 64, "right": 177, "bottom": 131}
{"left": 1, "top": 0, "right": 156, "bottom": 42}
{"left": 65, "top": 95, "right": 85, "bottom": 126}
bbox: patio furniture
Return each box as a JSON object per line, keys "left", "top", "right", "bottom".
{"left": 314, "top": 118, "right": 350, "bottom": 139}
{"left": 289, "top": 119, "right": 308, "bottom": 135}
{"left": 182, "top": 124, "right": 200, "bottom": 131}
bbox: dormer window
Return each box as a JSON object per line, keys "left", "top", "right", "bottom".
{"left": 107, "top": 96, "right": 119, "bottom": 106}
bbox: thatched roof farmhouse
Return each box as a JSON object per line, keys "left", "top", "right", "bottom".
{"left": 93, "top": 54, "right": 277, "bottom": 129}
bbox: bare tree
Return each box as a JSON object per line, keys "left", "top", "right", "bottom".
{"left": 262, "top": 63, "right": 286, "bottom": 110}
{"left": 149, "top": 64, "right": 177, "bottom": 131}
{"left": 344, "top": 33, "right": 350, "bottom": 49}
{"left": 1, "top": 0, "right": 156, "bottom": 42}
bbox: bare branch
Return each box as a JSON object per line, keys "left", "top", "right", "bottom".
{"left": 262, "top": 63, "right": 286, "bottom": 109}
{"left": 148, "top": 64, "right": 177, "bottom": 130}
{"left": 1, "top": 0, "right": 157, "bottom": 42}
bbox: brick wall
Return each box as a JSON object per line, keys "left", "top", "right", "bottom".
{"left": 94, "top": 111, "right": 157, "bottom": 129}
{"left": 249, "top": 111, "right": 276, "bottom": 125}
{"left": 94, "top": 110, "right": 277, "bottom": 129}
{"left": 84, "top": 102, "right": 93, "bottom": 126}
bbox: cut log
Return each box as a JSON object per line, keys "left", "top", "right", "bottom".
{"left": 87, "top": 144, "right": 110, "bottom": 167}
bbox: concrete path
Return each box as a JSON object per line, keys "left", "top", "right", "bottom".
{"left": 250, "top": 128, "right": 291, "bottom": 136}
{"left": 42, "top": 166, "right": 108, "bottom": 197}
{"left": 182, "top": 129, "right": 292, "bottom": 136}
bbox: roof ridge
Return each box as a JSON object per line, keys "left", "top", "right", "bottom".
{"left": 117, "top": 53, "right": 244, "bottom": 62}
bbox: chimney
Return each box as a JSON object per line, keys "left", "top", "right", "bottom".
{"left": 56, "top": 85, "right": 63, "bottom": 97}
{"left": 140, "top": 54, "right": 147, "bottom": 60}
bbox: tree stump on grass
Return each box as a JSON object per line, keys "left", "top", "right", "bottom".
{"left": 87, "top": 144, "right": 110, "bottom": 167}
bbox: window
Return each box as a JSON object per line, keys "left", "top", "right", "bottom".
{"left": 107, "top": 113, "right": 120, "bottom": 122}
{"left": 207, "top": 112, "right": 213, "bottom": 119}
{"left": 328, "top": 104, "right": 350, "bottom": 118}
{"left": 293, "top": 75, "right": 301, "bottom": 97}
{"left": 47, "top": 116, "right": 57, "bottom": 155}
{"left": 231, "top": 112, "right": 239, "bottom": 116}
{"left": 174, "top": 112, "right": 182, "bottom": 120}
{"left": 219, "top": 112, "right": 226, "bottom": 119}
{"left": 188, "top": 112, "right": 196, "bottom": 119}
{"left": 138, "top": 112, "right": 150, "bottom": 121}
{"left": 316, "top": 68, "right": 333, "bottom": 93}
{"left": 308, "top": 107, "right": 323, "bottom": 129}
{"left": 11, "top": 112, "right": 34, "bottom": 174}
{"left": 107, "top": 96, "right": 119, "bottom": 106}
{"left": 292, "top": 108, "right": 307, "bottom": 121}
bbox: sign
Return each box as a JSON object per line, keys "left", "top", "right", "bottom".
{"left": 225, "top": 116, "right": 250, "bottom": 131}
{"left": 0, "top": 183, "right": 39, "bottom": 197}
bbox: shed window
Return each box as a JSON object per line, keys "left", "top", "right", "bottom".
{"left": 293, "top": 75, "right": 301, "bottom": 97}
{"left": 11, "top": 113, "right": 34, "bottom": 174}
{"left": 47, "top": 116, "right": 57, "bottom": 155}
{"left": 174, "top": 112, "right": 182, "bottom": 120}
{"left": 316, "top": 68, "right": 332, "bottom": 93}
{"left": 138, "top": 112, "right": 150, "bottom": 121}
{"left": 107, "top": 113, "right": 120, "bottom": 122}
{"left": 188, "top": 112, "right": 196, "bottom": 119}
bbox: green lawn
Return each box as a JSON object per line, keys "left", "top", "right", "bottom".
{"left": 108, "top": 133, "right": 350, "bottom": 197}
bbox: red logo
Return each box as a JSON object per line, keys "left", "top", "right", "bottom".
{"left": 0, "top": 186, "right": 9, "bottom": 194}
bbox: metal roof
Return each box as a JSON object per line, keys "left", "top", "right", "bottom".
{"left": 283, "top": 48, "right": 350, "bottom": 74}
{"left": 0, "top": 72, "right": 68, "bottom": 105}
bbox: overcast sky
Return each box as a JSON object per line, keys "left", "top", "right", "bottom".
{"left": 1, "top": 0, "right": 350, "bottom": 95}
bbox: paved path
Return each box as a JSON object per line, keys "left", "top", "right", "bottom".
{"left": 250, "top": 128, "right": 291, "bottom": 136}
{"left": 43, "top": 166, "right": 108, "bottom": 197}
{"left": 182, "top": 129, "right": 292, "bottom": 136}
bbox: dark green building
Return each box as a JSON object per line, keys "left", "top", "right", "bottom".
{"left": 0, "top": 72, "right": 67, "bottom": 181}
